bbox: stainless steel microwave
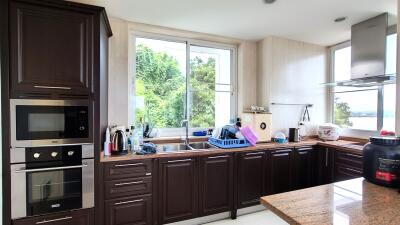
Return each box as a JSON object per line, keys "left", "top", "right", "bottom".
{"left": 10, "top": 99, "right": 92, "bottom": 147}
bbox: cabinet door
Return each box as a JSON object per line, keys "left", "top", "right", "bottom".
{"left": 237, "top": 151, "right": 266, "bottom": 208}
{"left": 105, "top": 195, "right": 152, "bottom": 225}
{"left": 316, "top": 147, "right": 335, "bottom": 185}
{"left": 293, "top": 147, "right": 314, "bottom": 190}
{"left": 268, "top": 149, "right": 293, "bottom": 194}
{"left": 159, "top": 158, "right": 198, "bottom": 224}
{"left": 10, "top": 1, "right": 93, "bottom": 98}
{"left": 13, "top": 208, "right": 93, "bottom": 225}
{"left": 199, "top": 154, "right": 233, "bottom": 216}
{"left": 334, "top": 151, "right": 363, "bottom": 182}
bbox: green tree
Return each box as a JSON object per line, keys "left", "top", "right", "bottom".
{"left": 135, "top": 45, "right": 217, "bottom": 129}
{"left": 334, "top": 97, "right": 353, "bottom": 127}
{"left": 135, "top": 44, "right": 185, "bottom": 128}
{"left": 189, "top": 57, "right": 216, "bottom": 127}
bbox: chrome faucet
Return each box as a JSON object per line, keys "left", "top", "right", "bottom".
{"left": 181, "top": 119, "right": 189, "bottom": 145}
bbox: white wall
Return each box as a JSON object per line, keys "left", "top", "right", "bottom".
{"left": 107, "top": 17, "right": 258, "bottom": 127}
{"left": 257, "top": 36, "right": 329, "bottom": 135}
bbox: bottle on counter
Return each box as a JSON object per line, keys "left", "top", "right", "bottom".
{"left": 132, "top": 126, "right": 140, "bottom": 152}
{"left": 137, "top": 118, "right": 144, "bottom": 146}
{"left": 104, "top": 127, "right": 111, "bottom": 156}
{"left": 126, "top": 128, "right": 132, "bottom": 151}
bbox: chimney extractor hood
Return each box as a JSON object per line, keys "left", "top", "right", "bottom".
{"left": 325, "top": 13, "right": 396, "bottom": 87}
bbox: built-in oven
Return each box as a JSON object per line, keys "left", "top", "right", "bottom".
{"left": 10, "top": 99, "right": 92, "bottom": 147}
{"left": 10, "top": 144, "right": 94, "bottom": 219}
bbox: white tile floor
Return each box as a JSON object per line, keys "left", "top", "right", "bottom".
{"left": 204, "top": 210, "right": 288, "bottom": 225}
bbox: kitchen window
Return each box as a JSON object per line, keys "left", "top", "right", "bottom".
{"left": 131, "top": 35, "right": 237, "bottom": 135}
{"left": 331, "top": 33, "right": 397, "bottom": 132}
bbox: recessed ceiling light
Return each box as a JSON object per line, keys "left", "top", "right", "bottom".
{"left": 334, "top": 17, "right": 347, "bottom": 23}
{"left": 264, "top": 0, "right": 277, "bottom": 4}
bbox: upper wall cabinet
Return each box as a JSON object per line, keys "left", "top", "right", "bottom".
{"left": 9, "top": 0, "right": 112, "bottom": 99}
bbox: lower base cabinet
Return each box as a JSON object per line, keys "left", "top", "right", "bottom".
{"left": 159, "top": 158, "right": 198, "bottom": 224}
{"left": 105, "top": 195, "right": 152, "bottom": 225}
{"left": 268, "top": 149, "right": 293, "bottom": 194}
{"left": 13, "top": 208, "right": 93, "bottom": 225}
{"left": 237, "top": 151, "right": 267, "bottom": 208}
{"left": 199, "top": 154, "right": 233, "bottom": 216}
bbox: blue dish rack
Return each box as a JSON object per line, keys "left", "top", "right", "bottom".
{"left": 208, "top": 137, "right": 251, "bottom": 149}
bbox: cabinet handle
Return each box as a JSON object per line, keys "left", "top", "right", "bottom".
{"left": 245, "top": 152, "right": 265, "bottom": 156}
{"left": 325, "top": 148, "right": 329, "bottom": 167}
{"left": 36, "top": 216, "right": 72, "bottom": 224}
{"left": 208, "top": 155, "right": 229, "bottom": 159}
{"left": 344, "top": 153, "right": 363, "bottom": 158}
{"left": 34, "top": 85, "right": 72, "bottom": 90}
{"left": 344, "top": 167, "right": 362, "bottom": 174}
{"left": 114, "top": 199, "right": 143, "bottom": 206}
{"left": 167, "top": 159, "right": 192, "bottom": 163}
{"left": 115, "top": 163, "right": 143, "bottom": 167}
{"left": 272, "top": 149, "right": 292, "bottom": 154}
{"left": 115, "top": 181, "right": 143, "bottom": 186}
{"left": 145, "top": 172, "right": 152, "bottom": 176}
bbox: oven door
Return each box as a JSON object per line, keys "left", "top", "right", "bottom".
{"left": 10, "top": 99, "right": 92, "bottom": 147}
{"left": 11, "top": 159, "right": 94, "bottom": 219}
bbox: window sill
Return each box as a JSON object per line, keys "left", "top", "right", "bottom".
{"left": 339, "top": 128, "right": 379, "bottom": 139}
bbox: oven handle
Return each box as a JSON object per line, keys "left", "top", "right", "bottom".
{"left": 36, "top": 216, "right": 72, "bottom": 224}
{"left": 14, "top": 164, "right": 88, "bottom": 173}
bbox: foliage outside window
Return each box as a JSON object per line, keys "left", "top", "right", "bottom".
{"left": 134, "top": 37, "right": 235, "bottom": 131}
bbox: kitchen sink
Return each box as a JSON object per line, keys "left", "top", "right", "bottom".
{"left": 188, "top": 142, "right": 217, "bottom": 150}
{"left": 160, "top": 142, "right": 218, "bottom": 153}
{"left": 162, "top": 144, "right": 192, "bottom": 152}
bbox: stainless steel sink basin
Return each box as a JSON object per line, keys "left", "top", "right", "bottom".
{"left": 162, "top": 144, "right": 192, "bottom": 152}
{"left": 188, "top": 142, "right": 217, "bottom": 150}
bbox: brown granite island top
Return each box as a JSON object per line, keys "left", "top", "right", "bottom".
{"left": 261, "top": 178, "right": 400, "bottom": 225}
{"left": 100, "top": 139, "right": 365, "bottom": 162}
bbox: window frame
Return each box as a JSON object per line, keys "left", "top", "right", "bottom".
{"left": 128, "top": 31, "right": 238, "bottom": 137}
{"left": 329, "top": 30, "right": 397, "bottom": 137}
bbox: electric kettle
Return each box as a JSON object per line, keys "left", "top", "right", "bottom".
{"left": 111, "top": 129, "right": 129, "bottom": 155}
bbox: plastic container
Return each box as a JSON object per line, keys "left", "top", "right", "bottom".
{"left": 240, "top": 126, "right": 258, "bottom": 146}
{"left": 208, "top": 137, "right": 251, "bottom": 149}
{"left": 318, "top": 123, "right": 339, "bottom": 141}
{"left": 193, "top": 131, "right": 207, "bottom": 136}
{"left": 363, "top": 136, "right": 400, "bottom": 188}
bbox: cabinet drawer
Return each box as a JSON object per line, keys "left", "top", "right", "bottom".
{"left": 335, "top": 163, "right": 363, "bottom": 181}
{"left": 335, "top": 151, "right": 363, "bottom": 170}
{"left": 105, "top": 176, "right": 152, "bottom": 200}
{"left": 13, "top": 208, "right": 93, "bottom": 225}
{"left": 105, "top": 195, "right": 152, "bottom": 225}
{"left": 104, "top": 160, "right": 152, "bottom": 181}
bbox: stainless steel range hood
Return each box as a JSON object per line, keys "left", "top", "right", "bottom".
{"left": 328, "top": 13, "right": 396, "bottom": 87}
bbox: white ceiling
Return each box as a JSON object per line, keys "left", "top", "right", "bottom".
{"left": 74, "top": 0, "right": 397, "bottom": 46}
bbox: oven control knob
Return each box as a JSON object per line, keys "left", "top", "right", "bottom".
{"left": 33, "top": 153, "right": 40, "bottom": 159}
{"left": 68, "top": 151, "right": 74, "bottom": 156}
{"left": 51, "top": 152, "right": 58, "bottom": 158}
{"left": 79, "top": 126, "right": 85, "bottom": 131}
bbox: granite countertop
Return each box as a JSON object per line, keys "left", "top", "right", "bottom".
{"left": 100, "top": 138, "right": 365, "bottom": 162}
{"left": 261, "top": 178, "right": 400, "bottom": 225}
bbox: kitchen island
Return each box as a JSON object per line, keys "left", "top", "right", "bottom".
{"left": 261, "top": 178, "right": 400, "bottom": 225}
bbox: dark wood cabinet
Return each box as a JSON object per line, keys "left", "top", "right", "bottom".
{"left": 104, "top": 176, "right": 152, "bottom": 200}
{"left": 237, "top": 151, "right": 267, "bottom": 208}
{"left": 199, "top": 154, "right": 233, "bottom": 216}
{"left": 104, "top": 160, "right": 153, "bottom": 181}
{"left": 315, "top": 146, "right": 335, "bottom": 185}
{"left": 268, "top": 149, "right": 293, "bottom": 194}
{"left": 158, "top": 158, "right": 198, "bottom": 224}
{"left": 293, "top": 147, "right": 314, "bottom": 190}
{"left": 334, "top": 151, "right": 363, "bottom": 182}
{"left": 13, "top": 208, "right": 93, "bottom": 225}
{"left": 10, "top": 1, "right": 94, "bottom": 98}
{"left": 105, "top": 195, "right": 152, "bottom": 225}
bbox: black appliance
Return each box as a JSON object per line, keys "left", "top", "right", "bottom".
{"left": 363, "top": 136, "right": 400, "bottom": 187}
{"left": 288, "top": 128, "right": 300, "bottom": 142}
{"left": 11, "top": 145, "right": 94, "bottom": 219}
{"left": 11, "top": 99, "right": 92, "bottom": 147}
